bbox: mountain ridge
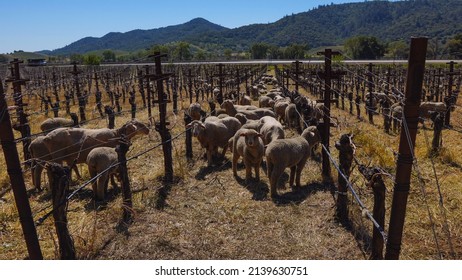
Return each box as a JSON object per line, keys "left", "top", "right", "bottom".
{"left": 48, "top": 0, "right": 462, "bottom": 56}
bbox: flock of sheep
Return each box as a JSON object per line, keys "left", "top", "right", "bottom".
{"left": 186, "top": 74, "right": 324, "bottom": 198}
{"left": 26, "top": 69, "right": 455, "bottom": 202}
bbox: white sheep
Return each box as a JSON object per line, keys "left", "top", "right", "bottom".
{"left": 257, "top": 116, "right": 285, "bottom": 146}
{"left": 86, "top": 147, "right": 120, "bottom": 200}
{"left": 284, "top": 103, "right": 299, "bottom": 129}
{"left": 28, "top": 136, "right": 79, "bottom": 191}
{"left": 273, "top": 99, "right": 291, "bottom": 123}
{"left": 187, "top": 103, "right": 204, "bottom": 121}
{"left": 265, "top": 126, "right": 321, "bottom": 198}
{"left": 187, "top": 117, "right": 241, "bottom": 166}
{"left": 40, "top": 113, "right": 79, "bottom": 133}
{"left": 42, "top": 119, "right": 149, "bottom": 177}
{"left": 419, "top": 101, "right": 447, "bottom": 119}
{"left": 230, "top": 128, "right": 265, "bottom": 182}
{"left": 221, "top": 100, "right": 276, "bottom": 120}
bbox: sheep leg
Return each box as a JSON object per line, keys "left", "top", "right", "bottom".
{"left": 31, "top": 160, "right": 43, "bottom": 191}
{"left": 244, "top": 160, "right": 252, "bottom": 182}
{"left": 88, "top": 167, "right": 98, "bottom": 197}
{"left": 295, "top": 160, "right": 307, "bottom": 188}
{"left": 254, "top": 160, "right": 261, "bottom": 181}
{"left": 96, "top": 172, "right": 109, "bottom": 201}
{"left": 206, "top": 147, "right": 213, "bottom": 166}
{"left": 270, "top": 165, "right": 284, "bottom": 198}
{"left": 232, "top": 151, "right": 240, "bottom": 177}
{"left": 289, "top": 166, "right": 296, "bottom": 187}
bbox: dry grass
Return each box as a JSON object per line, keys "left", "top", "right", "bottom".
{"left": 1, "top": 66, "right": 462, "bottom": 260}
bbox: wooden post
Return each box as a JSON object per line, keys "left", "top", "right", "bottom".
{"left": 0, "top": 80, "right": 43, "bottom": 259}
{"left": 48, "top": 163, "right": 76, "bottom": 260}
{"left": 116, "top": 138, "right": 133, "bottom": 227}
{"left": 104, "top": 105, "right": 115, "bottom": 129}
{"left": 69, "top": 62, "right": 86, "bottom": 122}
{"left": 184, "top": 114, "right": 193, "bottom": 159}
{"left": 358, "top": 165, "right": 386, "bottom": 260}
{"left": 431, "top": 111, "right": 444, "bottom": 153}
{"left": 444, "top": 61, "right": 458, "bottom": 126}
{"left": 317, "top": 49, "right": 345, "bottom": 182}
{"left": 367, "top": 63, "right": 375, "bottom": 124}
{"left": 385, "top": 37, "right": 428, "bottom": 260}
{"left": 144, "top": 65, "right": 152, "bottom": 119}
{"left": 6, "top": 59, "right": 32, "bottom": 164}
{"left": 147, "top": 52, "right": 174, "bottom": 183}
{"left": 137, "top": 68, "right": 147, "bottom": 108}
{"left": 334, "top": 134, "right": 355, "bottom": 224}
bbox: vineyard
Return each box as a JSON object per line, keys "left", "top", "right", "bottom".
{"left": 1, "top": 40, "right": 461, "bottom": 260}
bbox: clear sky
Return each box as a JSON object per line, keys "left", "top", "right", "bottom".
{"left": 0, "top": 0, "right": 361, "bottom": 54}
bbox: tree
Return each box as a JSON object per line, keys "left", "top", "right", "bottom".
{"left": 83, "top": 54, "right": 101, "bottom": 65}
{"left": 267, "top": 45, "right": 283, "bottom": 59}
{"left": 447, "top": 34, "right": 462, "bottom": 59}
{"left": 102, "top": 50, "right": 116, "bottom": 62}
{"left": 173, "top": 41, "right": 192, "bottom": 61}
{"left": 387, "top": 40, "right": 409, "bottom": 60}
{"left": 195, "top": 50, "right": 207, "bottom": 61}
{"left": 344, "top": 36, "right": 386, "bottom": 59}
{"left": 284, "top": 43, "right": 309, "bottom": 59}
{"left": 223, "top": 49, "right": 232, "bottom": 60}
{"left": 250, "top": 43, "right": 269, "bottom": 59}
{"left": 70, "top": 53, "right": 84, "bottom": 64}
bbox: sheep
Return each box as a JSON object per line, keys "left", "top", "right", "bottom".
{"left": 419, "top": 101, "right": 447, "bottom": 120}
{"left": 40, "top": 113, "right": 79, "bottom": 133}
{"left": 273, "top": 100, "right": 291, "bottom": 123}
{"left": 28, "top": 136, "right": 79, "bottom": 191}
{"left": 230, "top": 128, "right": 265, "bottom": 182}
{"left": 42, "top": 119, "right": 149, "bottom": 178}
{"left": 285, "top": 103, "right": 299, "bottom": 130}
{"left": 187, "top": 103, "right": 205, "bottom": 121}
{"left": 265, "top": 126, "right": 321, "bottom": 198}
{"left": 257, "top": 116, "right": 285, "bottom": 146}
{"left": 187, "top": 117, "right": 241, "bottom": 166}
{"left": 222, "top": 99, "right": 258, "bottom": 111}
{"left": 221, "top": 100, "right": 276, "bottom": 120}
{"left": 238, "top": 94, "right": 252, "bottom": 106}
{"left": 258, "top": 95, "right": 273, "bottom": 108}
{"left": 86, "top": 147, "right": 120, "bottom": 200}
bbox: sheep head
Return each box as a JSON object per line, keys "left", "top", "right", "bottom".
{"left": 119, "top": 119, "right": 150, "bottom": 139}
{"left": 302, "top": 126, "right": 321, "bottom": 146}
{"left": 186, "top": 120, "right": 205, "bottom": 137}
{"left": 240, "top": 129, "right": 263, "bottom": 148}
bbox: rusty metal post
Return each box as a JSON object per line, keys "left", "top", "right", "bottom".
{"left": 116, "top": 138, "right": 133, "bottom": 226}
{"left": 385, "top": 37, "right": 428, "bottom": 260}
{"left": 0, "top": 80, "right": 43, "bottom": 259}
{"left": 48, "top": 163, "right": 75, "bottom": 260}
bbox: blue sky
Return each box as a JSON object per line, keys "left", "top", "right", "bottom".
{"left": 1, "top": 0, "right": 361, "bottom": 53}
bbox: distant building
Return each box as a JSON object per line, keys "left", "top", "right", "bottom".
{"left": 27, "top": 58, "right": 47, "bottom": 66}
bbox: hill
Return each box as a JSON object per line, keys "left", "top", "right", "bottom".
{"left": 51, "top": 18, "right": 228, "bottom": 55}
{"left": 47, "top": 0, "right": 462, "bottom": 55}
